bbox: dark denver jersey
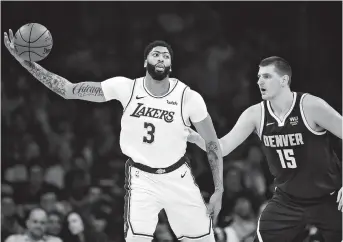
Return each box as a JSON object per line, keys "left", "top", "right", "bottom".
{"left": 259, "top": 92, "right": 341, "bottom": 199}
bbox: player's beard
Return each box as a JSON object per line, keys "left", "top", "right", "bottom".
{"left": 146, "top": 63, "right": 171, "bottom": 81}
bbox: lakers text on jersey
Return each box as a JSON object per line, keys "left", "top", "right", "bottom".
{"left": 120, "top": 77, "right": 190, "bottom": 168}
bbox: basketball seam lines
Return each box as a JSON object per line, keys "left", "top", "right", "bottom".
{"left": 30, "top": 29, "right": 48, "bottom": 43}
{"left": 28, "top": 23, "right": 35, "bottom": 62}
{"left": 15, "top": 43, "right": 52, "bottom": 48}
{"left": 19, "top": 51, "right": 44, "bottom": 58}
{"left": 19, "top": 29, "right": 29, "bottom": 43}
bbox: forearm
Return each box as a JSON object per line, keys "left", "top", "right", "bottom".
{"left": 194, "top": 135, "right": 224, "bottom": 153}
{"left": 206, "top": 140, "right": 224, "bottom": 191}
{"left": 21, "top": 60, "right": 72, "bottom": 98}
{"left": 220, "top": 131, "right": 248, "bottom": 157}
{"left": 20, "top": 60, "right": 106, "bottom": 102}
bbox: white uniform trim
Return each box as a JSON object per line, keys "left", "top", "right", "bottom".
{"left": 256, "top": 215, "right": 263, "bottom": 242}
{"left": 299, "top": 93, "right": 326, "bottom": 135}
{"left": 267, "top": 92, "right": 297, "bottom": 127}
{"left": 259, "top": 101, "right": 265, "bottom": 139}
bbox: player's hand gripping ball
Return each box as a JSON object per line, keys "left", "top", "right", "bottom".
{"left": 13, "top": 23, "right": 53, "bottom": 62}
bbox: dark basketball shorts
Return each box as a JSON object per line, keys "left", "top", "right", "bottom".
{"left": 254, "top": 188, "right": 342, "bottom": 242}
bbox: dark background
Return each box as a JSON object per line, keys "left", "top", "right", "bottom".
{"left": 1, "top": 2, "right": 342, "bottom": 242}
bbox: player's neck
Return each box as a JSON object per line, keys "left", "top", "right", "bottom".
{"left": 269, "top": 89, "right": 293, "bottom": 114}
{"left": 144, "top": 75, "right": 170, "bottom": 96}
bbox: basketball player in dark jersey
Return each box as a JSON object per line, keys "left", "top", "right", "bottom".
{"left": 188, "top": 56, "right": 342, "bottom": 242}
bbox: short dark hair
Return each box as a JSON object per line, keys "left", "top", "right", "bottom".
{"left": 144, "top": 40, "right": 174, "bottom": 61}
{"left": 259, "top": 56, "right": 292, "bottom": 86}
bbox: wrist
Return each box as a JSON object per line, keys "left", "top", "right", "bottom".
{"left": 21, "top": 60, "right": 34, "bottom": 70}
{"left": 214, "top": 187, "right": 224, "bottom": 193}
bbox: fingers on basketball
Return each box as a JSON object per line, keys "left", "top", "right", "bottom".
{"left": 9, "top": 29, "right": 14, "bottom": 41}
{"left": 4, "top": 33, "right": 9, "bottom": 47}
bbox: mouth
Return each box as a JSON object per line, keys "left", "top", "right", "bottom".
{"left": 260, "top": 87, "right": 267, "bottom": 93}
{"left": 155, "top": 64, "right": 165, "bottom": 71}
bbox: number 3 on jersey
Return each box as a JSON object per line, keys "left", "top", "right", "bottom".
{"left": 276, "top": 149, "right": 297, "bottom": 168}
{"left": 143, "top": 122, "right": 155, "bottom": 144}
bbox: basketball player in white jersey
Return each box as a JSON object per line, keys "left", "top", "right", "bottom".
{"left": 5, "top": 29, "right": 223, "bottom": 242}
{"left": 187, "top": 56, "right": 342, "bottom": 242}
{"left": 5, "top": 208, "right": 62, "bottom": 242}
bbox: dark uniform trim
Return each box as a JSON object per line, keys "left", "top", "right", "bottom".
{"left": 299, "top": 93, "right": 326, "bottom": 135}
{"left": 127, "top": 155, "right": 188, "bottom": 174}
{"left": 124, "top": 160, "right": 154, "bottom": 238}
{"left": 143, "top": 77, "right": 179, "bottom": 98}
{"left": 181, "top": 86, "right": 191, "bottom": 127}
{"left": 123, "top": 79, "right": 137, "bottom": 113}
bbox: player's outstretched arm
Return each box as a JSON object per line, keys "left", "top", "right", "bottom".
{"left": 188, "top": 104, "right": 259, "bottom": 157}
{"left": 303, "top": 94, "right": 342, "bottom": 139}
{"left": 219, "top": 105, "right": 258, "bottom": 156}
{"left": 4, "top": 29, "right": 106, "bottom": 102}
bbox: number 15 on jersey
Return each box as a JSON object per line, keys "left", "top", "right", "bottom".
{"left": 276, "top": 149, "right": 297, "bottom": 168}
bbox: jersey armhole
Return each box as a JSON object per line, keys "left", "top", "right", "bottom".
{"left": 299, "top": 93, "right": 327, "bottom": 135}
{"left": 258, "top": 101, "right": 265, "bottom": 139}
{"left": 123, "top": 79, "right": 137, "bottom": 113}
{"left": 181, "top": 86, "right": 191, "bottom": 127}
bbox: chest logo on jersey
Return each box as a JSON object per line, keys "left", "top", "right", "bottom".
{"left": 289, "top": 116, "right": 299, "bottom": 126}
{"left": 130, "top": 103, "right": 175, "bottom": 123}
{"left": 263, "top": 133, "right": 304, "bottom": 147}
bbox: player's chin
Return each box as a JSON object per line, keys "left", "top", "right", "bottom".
{"left": 260, "top": 93, "right": 268, "bottom": 100}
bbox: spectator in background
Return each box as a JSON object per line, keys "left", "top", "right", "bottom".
{"left": 63, "top": 169, "right": 91, "bottom": 214}
{"left": 218, "top": 164, "right": 246, "bottom": 226}
{"left": 223, "top": 195, "right": 258, "bottom": 242}
{"left": 15, "top": 164, "right": 60, "bottom": 208}
{"left": 1, "top": 195, "right": 25, "bottom": 242}
{"left": 47, "top": 211, "right": 64, "bottom": 237}
{"left": 61, "top": 211, "right": 109, "bottom": 242}
{"left": 5, "top": 208, "right": 62, "bottom": 242}
{"left": 40, "top": 191, "right": 59, "bottom": 214}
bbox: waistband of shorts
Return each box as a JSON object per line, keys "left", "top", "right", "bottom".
{"left": 275, "top": 187, "right": 337, "bottom": 205}
{"left": 127, "top": 155, "right": 190, "bottom": 174}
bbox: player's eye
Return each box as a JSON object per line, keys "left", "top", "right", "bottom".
{"left": 152, "top": 53, "right": 159, "bottom": 57}
{"left": 163, "top": 55, "right": 170, "bottom": 59}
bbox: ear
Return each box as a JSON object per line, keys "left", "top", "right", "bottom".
{"left": 144, "top": 60, "right": 147, "bottom": 68}
{"left": 282, "top": 75, "right": 289, "bottom": 86}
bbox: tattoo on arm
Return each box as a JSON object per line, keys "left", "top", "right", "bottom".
{"left": 21, "top": 61, "right": 105, "bottom": 101}
{"left": 22, "top": 60, "right": 68, "bottom": 97}
{"left": 72, "top": 82, "right": 104, "bottom": 98}
{"left": 206, "top": 141, "right": 223, "bottom": 191}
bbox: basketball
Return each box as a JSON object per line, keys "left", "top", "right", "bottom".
{"left": 13, "top": 23, "right": 53, "bottom": 62}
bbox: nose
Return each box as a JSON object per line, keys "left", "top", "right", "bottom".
{"left": 257, "top": 78, "right": 263, "bottom": 86}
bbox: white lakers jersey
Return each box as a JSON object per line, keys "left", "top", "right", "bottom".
{"left": 120, "top": 77, "right": 190, "bottom": 168}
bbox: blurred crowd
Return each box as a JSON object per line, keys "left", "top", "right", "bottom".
{"left": 2, "top": 2, "right": 341, "bottom": 242}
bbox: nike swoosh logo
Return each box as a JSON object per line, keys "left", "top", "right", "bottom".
{"left": 266, "top": 122, "right": 274, "bottom": 126}
{"left": 181, "top": 171, "right": 187, "bottom": 178}
{"left": 136, "top": 96, "right": 146, "bottom": 99}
